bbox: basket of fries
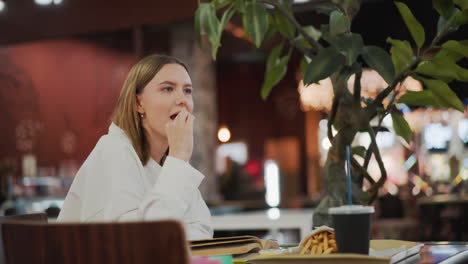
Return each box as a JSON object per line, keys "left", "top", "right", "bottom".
{"left": 298, "top": 226, "right": 337, "bottom": 255}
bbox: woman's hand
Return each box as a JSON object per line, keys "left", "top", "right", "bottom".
{"left": 165, "top": 108, "right": 194, "bottom": 162}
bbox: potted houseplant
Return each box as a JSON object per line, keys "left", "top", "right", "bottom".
{"left": 195, "top": 0, "right": 468, "bottom": 226}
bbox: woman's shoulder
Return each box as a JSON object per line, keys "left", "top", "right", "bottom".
{"left": 86, "top": 124, "right": 141, "bottom": 167}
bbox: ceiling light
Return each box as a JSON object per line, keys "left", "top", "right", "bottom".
{"left": 53, "top": 0, "right": 63, "bottom": 4}
{"left": 0, "top": 1, "right": 5, "bottom": 12}
{"left": 35, "top": 0, "right": 53, "bottom": 5}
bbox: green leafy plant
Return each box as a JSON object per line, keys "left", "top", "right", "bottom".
{"left": 195, "top": 0, "right": 468, "bottom": 226}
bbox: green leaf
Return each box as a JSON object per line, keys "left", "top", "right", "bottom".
{"left": 313, "top": 2, "right": 340, "bottom": 15}
{"left": 387, "top": 38, "right": 414, "bottom": 76}
{"left": 416, "top": 55, "right": 468, "bottom": 82}
{"left": 398, "top": 90, "right": 441, "bottom": 107}
{"left": 304, "top": 47, "right": 346, "bottom": 85}
{"left": 391, "top": 111, "right": 413, "bottom": 144}
{"left": 236, "top": 0, "right": 246, "bottom": 13}
{"left": 243, "top": 1, "right": 270, "bottom": 48}
{"left": 329, "top": 33, "right": 364, "bottom": 66}
{"left": 300, "top": 55, "right": 312, "bottom": 77}
{"left": 263, "top": 15, "right": 278, "bottom": 44}
{"left": 437, "top": 15, "right": 446, "bottom": 34}
{"left": 395, "top": 2, "right": 426, "bottom": 48}
{"left": 194, "top": 5, "right": 203, "bottom": 46}
{"left": 415, "top": 60, "right": 458, "bottom": 82}
{"left": 433, "top": 0, "right": 455, "bottom": 19}
{"left": 273, "top": 3, "right": 296, "bottom": 39}
{"left": 438, "top": 7, "right": 462, "bottom": 35}
{"left": 303, "top": 25, "right": 322, "bottom": 41}
{"left": 441, "top": 40, "right": 468, "bottom": 57}
{"left": 361, "top": 46, "right": 395, "bottom": 85}
{"left": 219, "top": 5, "right": 236, "bottom": 33}
{"left": 261, "top": 55, "right": 290, "bottom": 100}
{"left": 457, "top": 66, "right": 468, "bottom": 82}
{"left": 346, "top": 34, "right": 364, "bottom": 66}
{"left": 436, "top": 50, "right": 464, "bottom": 62}
{"left": 213, "top": 0, "right": 232, "bottom": 10}
{"left": 196, "top": 4, "right": 210, "bottom": 35}
{"left": 296, "top": 35, "right": 312, "bottom": 50}
{"left": 295, "top": 26, "right": 321, "bottom": 50}
{"left": 455, "top": 9, "right": 468, "bottom": 25}
{"left": 454, "top": 0, "right": 468, "bottom": 9}
{"left": 351, "top": 146, "right": 366, "bottom": 158}
{"left": 210, "top": 4, "right": 237, "bottom": 59}
{"left": 329, "top": 10, "right": 350, "bottom": 36}
{"left": 266, "top": 43, "right": 284, "bottom": 71}
{"left": 198, "top": 3, "right": 221, "bottom": 56}
{"left": 204, "top": 4, "right": 220, "bottom": 39}
{"left": 422, "top": 78, "right": 464, "bottom": 112}
{"left": 320, "top": 24, "right": 332, "bottom": 43}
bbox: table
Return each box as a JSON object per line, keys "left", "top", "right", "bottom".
{"left": 211, "top": 208, "right": 313, "bottom": 243}
{"left": 416, "top": 242, "right": 468, "bottom": 264}
{"left": 418, "top": 194, "right": 468, "bottom": 241}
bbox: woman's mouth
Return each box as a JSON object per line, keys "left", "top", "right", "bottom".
{"left": 170, "top": 113, "right": 178, "bottom": 120}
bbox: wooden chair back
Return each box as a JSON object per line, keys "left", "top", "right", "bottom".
{"left": 0, "top": 213, "right": 48, "bottom": 223}
{"left": 2, "top": 220, "right": 189, "bottom": 264}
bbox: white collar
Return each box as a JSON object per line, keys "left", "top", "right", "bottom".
{"left": 108, "top": 122, "right": 162, "bottom": 169}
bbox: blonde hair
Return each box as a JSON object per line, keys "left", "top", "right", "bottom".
{"left": 113, "top": 54, "right": 188, "bottom": 165}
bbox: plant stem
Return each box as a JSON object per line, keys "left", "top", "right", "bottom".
{"left": 364, "top": 25, "right": 448, "bottom": 168}
{"left": 366, "top": 124, "right": 387, "bottom": 196}
{"left": 258, "top": 0, "right": 323, "bottom": 53}
{"left": 327, "top": 96, "right": 339, "bottom": 143}
{"left": 353, "top": 70, "right": 362, "bottom": 106}
{"left": 351, "top": 157, "right": 375, "bottom": 185}
{"left": 288, "top": 39, "right": 309, "bottom": 57}
{"left": 373, "top": 22, "right": 447, "bottom": 108}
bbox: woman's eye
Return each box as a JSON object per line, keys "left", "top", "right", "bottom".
{"left": 184, "top": 88, "right": 192, "bottom": 94}
{"left": 163, "top": 87, "right": 173, "bottom": 92}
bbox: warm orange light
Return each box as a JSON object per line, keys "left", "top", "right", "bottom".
{"left": 298, "top": 69, "right": 423, "bottom": 112}
{"left": 218, "top": 126, "right": 231, "bottom": 143}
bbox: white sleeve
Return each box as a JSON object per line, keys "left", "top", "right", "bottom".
{"left": 138, "top": 156, "right": 213, "bottom": 240}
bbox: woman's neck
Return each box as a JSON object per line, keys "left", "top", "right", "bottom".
{"left": 144, "top": 127, "right": 168, "bottom": 165}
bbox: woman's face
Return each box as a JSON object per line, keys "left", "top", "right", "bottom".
{"left": 137, "top": 63, "right": 193, "bottom": 140}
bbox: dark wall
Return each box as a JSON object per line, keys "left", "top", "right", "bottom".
{"left": 0, "top": 39, "right": 136, "bottom": 169}
{"left": 216, "top": 60, "right": 307, "bottom": 186}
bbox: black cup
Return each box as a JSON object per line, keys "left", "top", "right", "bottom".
{"left": 329, "top": 205, "right": 374, "bottom": 255}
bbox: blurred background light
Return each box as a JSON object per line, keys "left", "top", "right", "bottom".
{"left": 264, "top": 160, "right": 280, "bottom": 208}
{"left": 217, "top": 126, "right": 231, "bottom": 143}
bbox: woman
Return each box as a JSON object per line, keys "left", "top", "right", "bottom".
{"left": 57, "top": 54, "right": 213, "bottom": 240}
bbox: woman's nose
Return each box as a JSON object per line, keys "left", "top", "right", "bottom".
{"left": 175, "top": 93, "right": 188, "bottom": 106}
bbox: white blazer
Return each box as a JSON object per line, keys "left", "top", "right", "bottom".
{"left": 57, "top": 123, "right": 213, "bottom": 240}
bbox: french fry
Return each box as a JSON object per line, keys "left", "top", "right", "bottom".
{"left": 300, "top": 239, "right": 312, "bottom": 254}
{"left": 299, "top": 229, "right": 337, "bottom": 255}
{"left": 310, "top": 245, "right": 317, "bottom": 255}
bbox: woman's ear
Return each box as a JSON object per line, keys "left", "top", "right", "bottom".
{"left": 136, "top": 95, "right": 145, "bottom": 114}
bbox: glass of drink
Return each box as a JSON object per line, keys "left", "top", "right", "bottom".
{"left": 328, "top": 205, "right": 375, "bottom": 254}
